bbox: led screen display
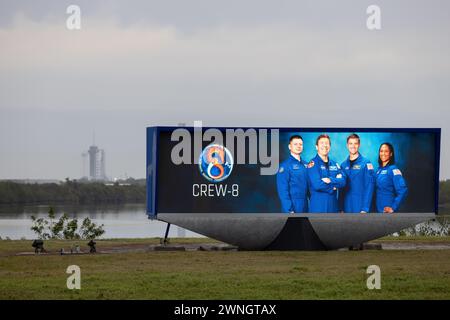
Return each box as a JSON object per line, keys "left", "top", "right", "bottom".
{"left": 147, "top": 127, "right": 440, "bottom": 215}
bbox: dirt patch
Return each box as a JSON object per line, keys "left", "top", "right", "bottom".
{"left": 371, "top": 241, "right": 450, "bottom": 250}
{"left": 7, "top": 240, "right": 450, "bottom": 257}
{"left": 11, "top": 242, "right": 236, "bottom": 256}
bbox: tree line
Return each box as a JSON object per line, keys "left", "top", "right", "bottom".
{"left": 0, "top": 179, "right": 146, "bottom": 205}
{"left": 1, "top": 179, "right": 450, "bottom": 207}
{"left": 439, "top": 180, "right": 450, "bottom": 207}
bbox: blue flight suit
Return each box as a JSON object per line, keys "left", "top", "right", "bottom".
{"left": 307, "top": 154, "right": 346, "bottom": 213}
{"left": 375, "top": 164, "right": 408, "bottom": 213}
{"left": 276, "top": 155, "right": 309, "bottom": 213}
{"left": 340, "top": 154, "right": 375, "bottom": 213}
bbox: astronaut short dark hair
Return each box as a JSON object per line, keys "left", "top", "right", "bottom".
{"left": 347, "top": 133, "right": 360, "bottom": 143}
{"left": 289, "top": 135, "right": 303, "bottom": 143}
{"left": 315, "top": 134, "right": 331, "bottom": 146}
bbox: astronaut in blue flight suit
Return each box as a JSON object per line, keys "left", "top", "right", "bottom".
{"left": 307, "top": 134, "right": 346, "bottom": 213}
{"left": 340, "top": 134, "right": 375, "bottom": 213}
{"left": 375, "top": 142, "right": 408, "bottom": 213}
{"left": 276, "top": 135, "right": 309, "bottom": 213}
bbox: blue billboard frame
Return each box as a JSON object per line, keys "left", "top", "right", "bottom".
{"left": 146, "top": 127, "right": 158, "bottom": 218}
{"left": 146, "top": 127, "right": 441, "bottom": 217}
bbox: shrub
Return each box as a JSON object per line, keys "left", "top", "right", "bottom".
{"left": 30, "top": 206, "right": 105, "bottom": 240}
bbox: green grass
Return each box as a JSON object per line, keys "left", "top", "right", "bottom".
{"left": 0, "top": 238, "right": 449, "bottom": 299}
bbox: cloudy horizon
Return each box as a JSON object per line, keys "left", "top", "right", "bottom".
{"left": 1, "top": 0, "right": 449, "bottom": 180}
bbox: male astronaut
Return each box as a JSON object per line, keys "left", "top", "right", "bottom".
{"left": 276, "top": 135, "right": 309, "bottom": 213}
{"left": 340, "top": 133, "right": 375, "bottom": 213}
{"left": 307, "top": 134, "right": 346, "bottom": 213}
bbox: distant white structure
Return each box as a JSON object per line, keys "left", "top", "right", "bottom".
{"left": 87, "top": 145, "right": 107, "bottom": 181}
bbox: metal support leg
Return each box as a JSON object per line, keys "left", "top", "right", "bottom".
{"left": 163, "top": 223, "right": 171, "bottom": 245}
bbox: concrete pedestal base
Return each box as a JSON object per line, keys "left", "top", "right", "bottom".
{"left": 156, "top": 213, "right": 436, "bottom": 251}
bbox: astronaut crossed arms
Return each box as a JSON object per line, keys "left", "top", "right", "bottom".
{"left": 276, "top": 133, "right": 408, "bottom": 214}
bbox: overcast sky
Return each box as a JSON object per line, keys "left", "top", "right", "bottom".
{"left": 1, "top": 0, "right": 449, "bottom": 180}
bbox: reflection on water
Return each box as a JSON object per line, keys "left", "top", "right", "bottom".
{"left": 0, "top": 204, "right": 204, "bottom": 239}
{"left": 0, "top": 203, "right": 146, "bottom": 219}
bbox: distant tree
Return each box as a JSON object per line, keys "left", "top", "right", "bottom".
{"left": 0, "top": 180, "right": 146, "bottom": 205}
{"left": 30, "top": 207, "right": 105, "bottom": 240}
{"left": 439, "top": 180, "right": 450, "bottom": 205}
{"left": 63, "top": 217, "right": 80, "bottom": 240}
{"left": 80, "top": 217, "right": 105, "bottom": 240}
{"left": 51, "top": 213, "right": 67, "bottom": 239}
{"left": 30, "top": 215, "right": 50, "bottom": 240}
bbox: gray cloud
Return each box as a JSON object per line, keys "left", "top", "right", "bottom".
{"left": 0, "top": 0, "right": 449, "bottom": 179}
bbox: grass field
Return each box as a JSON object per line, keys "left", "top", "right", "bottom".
{"left": 0, "top": 237, "right": 449, "bottom": 300}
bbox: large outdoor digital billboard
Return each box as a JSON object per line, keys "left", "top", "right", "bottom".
{"left": 147, "top": 127, "right": 440, "bottom": 216}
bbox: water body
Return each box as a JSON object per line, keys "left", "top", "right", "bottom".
{"left": 0, "top": 204, "right": 448, "bottom": 240}
{"left": 0, "top": 204, "right": 204, "bottom": 239}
